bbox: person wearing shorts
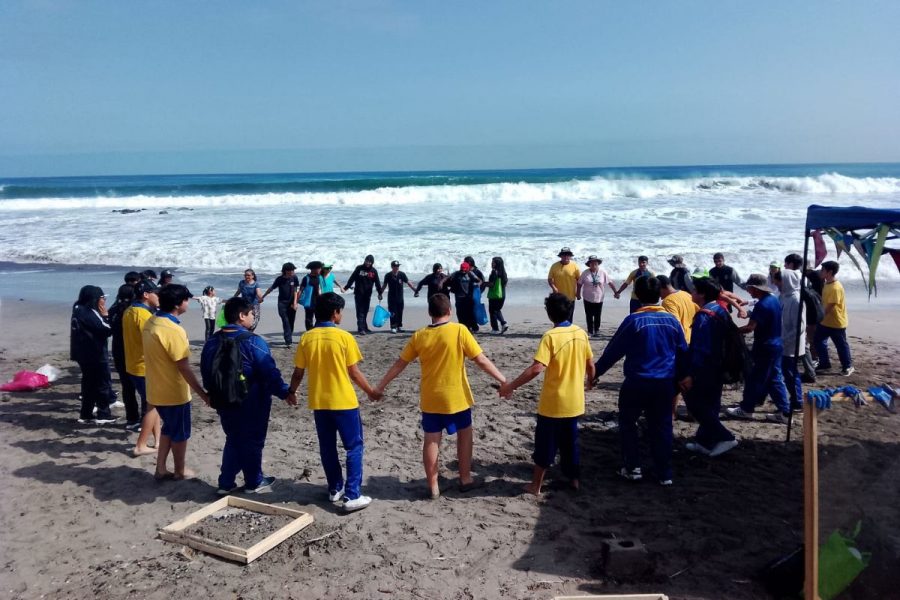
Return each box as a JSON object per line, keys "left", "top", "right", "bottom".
{"left": 143, "top": 284, "right": 209, "bottom": 480}
{"left": 377, "top": 293, "right": 506, "bottom": 499}
{"left": 500, "top": 293, "right": 595, "bottom": 495}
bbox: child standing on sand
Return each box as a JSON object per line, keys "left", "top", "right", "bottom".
{"left": 195, "top": 286, "right": 222, "bottom": 341}
{"left": 376, "top": 293, "right": 506, "bottom": 499}
{"left": 288, "top": 293, "right": 381, "bottom": 512}
{"left": 500, "top": 293, "right": 595, "bottom": 495}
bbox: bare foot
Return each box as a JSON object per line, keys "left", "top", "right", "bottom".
{"left": 522, "top": 483, "right": 542, "bottom": 496}
{"left": 132, "top": 446, "right": 156, "bottom": 457}
{"left": 173, "top": 468, "right": 197, "bottom": 481}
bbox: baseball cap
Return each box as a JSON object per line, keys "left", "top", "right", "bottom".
{"left": 691, "top": 267, "right": 710, "bottom": 279}
{"left": 134, "top": 279, "right": 160, "bottom": 296}
{"left": 391, "top": 260, "right": 401, "bottom": 267}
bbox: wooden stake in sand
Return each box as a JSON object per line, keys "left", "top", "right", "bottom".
{"left": 159, "top": 496, "right": 314, "bottom": 564}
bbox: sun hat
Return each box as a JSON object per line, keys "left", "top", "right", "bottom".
{"left": 745, "top": 273, "right": 772, "bottom": 293}
{"left": 585, "top": 255, "right": 602, "bottom": 265}
{"left": 558, "top": 247, "right": 574, "bottom": 257}
{"left": 667, "top": 255, "right": 684, "bottom": 266}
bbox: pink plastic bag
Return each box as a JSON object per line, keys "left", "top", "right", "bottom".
{"left": 0, "top": 371, "right": 51, "bottom": 392}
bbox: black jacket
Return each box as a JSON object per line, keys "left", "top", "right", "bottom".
{"left": 70, "top": 305, "right": 112, "bottom": 365}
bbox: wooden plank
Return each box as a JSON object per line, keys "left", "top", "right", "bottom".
{"left": 803, "top": 405, "right": 820, "bottom": 600}
{"left": 160, "top": 496, "right": 230, "bottom": 533}
{"left": 227, "top": 496, "right": 307, "bottom": 518}
{"left": 245, "top": 512, "right": 315, "bottom": 563}
{"left": 159, "top": 531, "right": 248, "bottom": 564}
{"left": 554, "top": 595, "right": 668, "bottom": 600}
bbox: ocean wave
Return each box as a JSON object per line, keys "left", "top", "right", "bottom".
{"left": 1, "top": 173, "right": 899, "bottom": 211}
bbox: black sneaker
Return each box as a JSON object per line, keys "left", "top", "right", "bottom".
{"left": 245, "top": 476, "right": 275, "bottom": 494}
{"left": 124, "top": 422, "right": 142, "bottom": 432}
{"left": 95, "top": 417, "right": 119, "bottom": 425}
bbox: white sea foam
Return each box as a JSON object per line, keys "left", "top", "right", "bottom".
{"left": 3, "top": 174, "right": 899, "bottom": 281}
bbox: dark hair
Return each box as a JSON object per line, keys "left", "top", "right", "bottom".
{"left": 203, "top": 286, "right": 214, "bottom": 296}
{"left": 281, "top": 262, "right": 296, "bottom": 273}
{"left": 635, "top": 276, "right": 661, "bottom": 304}
{"left": 432, "top": 263, "right": 443, "bottom": 273}
{"left": 124, "top": 271, "right": 141, "bottom": 284}
{"left": 693, "top": 277, "right": 721, "bottom": 303}
{"left": 315, "top": 292, "right": 345, "bottom": 322}
{"left": 638, "top": 255, "right": 649, "bottom": 263}
{"left": 223, "top": 297, "right": 252, "bottom": 324}
{"left": 244, "top": 268, "right": 257, "bottom": 280}
{"left": 656, "top": 274, "right": 672, "bottom": 289}
{"left": 784, "top": 253, "right": 803, "bottom": 269}
{"left": 428, "top": 293, "right": 451, "bottom": 317}
{"left": 76, "top": 285, "right": 105, "bottom": 310}
{"left": 364, "top": 254, "right": 374, "bottom": 264}
{"left": 464, "top": 256, "right": 476, "bottom": 267}
{"left": 821, "top": 260, "right": 840, "bottom": 275}
{"left": 713, "top": 252, "right": 725, "bottom": 261}
{"left": 491, "top": 256, "right": 507, "bottom": 282}
{"left": 141, "top": 269, "right": 158, "bottom": 280}
{"left": 544, "top": 293, "right": 572, "bottom": 324}
{"left": 116, "top": 284, "right": 135, "bottom": 304}
{"left": 158, "top": 284, "right": 192, "bottom": 313}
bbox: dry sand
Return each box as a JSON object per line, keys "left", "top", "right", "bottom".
{"left": 0, "top": 293, "right": 898, "bottom": 599}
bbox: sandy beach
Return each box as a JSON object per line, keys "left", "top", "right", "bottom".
{"left": 1, "top": 289, "right": 898, "bottom": 600}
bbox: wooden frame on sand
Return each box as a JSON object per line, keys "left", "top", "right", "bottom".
{"left": 159, "top": 496, "right": 314, "bottom": 564}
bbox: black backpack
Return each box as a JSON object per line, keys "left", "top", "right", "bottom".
{"left": 801, "top": 287, "right": 825, "bottom": 325}
{"left": 206, "top": 330, "right": 253, "bottom": 409}
{"left": 701, "top": 309, "right": 753, "bottom": 384}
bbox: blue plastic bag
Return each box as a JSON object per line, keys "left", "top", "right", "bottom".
{"left": 473, "top": 287, "right": 489, "bottom": 326}
{"left": 299, "top": 277, "right": 314, "bottom": 308}
{"left": 373, "top": 304, "right": 391, "bottom": 328}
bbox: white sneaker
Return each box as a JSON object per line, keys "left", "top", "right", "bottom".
{"left": 685, "top": 441, "right": 711, "bottom": 455}
{"left": 328, "top": 487, "right": 345, "bottom": 502}
{"left": 111, "top": 400, "right": 125, "bottom": 409}
{"left": 709, "top": 439, "right": 739, "bottom": 457}
{"left": 390, "top": 328, "right": 398, "bottom": 334}
{"left": 841, "top": 366, "right": 855, "bottom": 376}
{"left": 342, "top": 495, "right": 372, "bottom": 512}
{"left": 725, "top": 407, "right": 754, "bottom": 420}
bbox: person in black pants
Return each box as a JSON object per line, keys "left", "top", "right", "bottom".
{"left": 415, "top": 263, "right": 448, "bottom": 299}
{"left": 444, "top": 262, "right": 481, "bottom": 332}
{"left": 486, "top": 256, "right": 509, "bottom": 334}
{"left": 382, "top": 260, "right": 416, "bottom": 333}
{"left": 108, "top": 283, "right": 139, "bottom": 429}
{"left": 345, "top": 254, "right": 383, "bottom": 335}
{"left": 299, "top": 261, "right": 323, "bottom": 331}
{"left": 70, "top": 285, "right": 117, "bottom": 425}
{"left": 262, "top": 262, "right": 300, "bottom": 347}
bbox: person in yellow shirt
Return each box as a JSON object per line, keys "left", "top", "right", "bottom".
{"left": 376, "top": 293, "right": 506, "bottom": 500}
{"left": 122, "top": 279, "right": 162, "bottom": 456}
{"left": 614, "top": 255, "right": 655, "bottom": 314}
{"left": 142, "top": 285, "right": 208, "bottom": 480}
{"left": 500, "top": 293, "right": 595, "bottom": 496}
{"left": 657, "top": 275, "right": 699, "bottom": 344}
{"left": 289, "top": 293, "right": 381, "bottom": 512}
{"left": 813, "top": 261, "right": 853, "bottom": 376}
{"left": 547, "top": 247, "right": 581, "bottom": 322}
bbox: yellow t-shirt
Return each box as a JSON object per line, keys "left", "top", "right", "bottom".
{"left": 625, "top": 269, "right": 655, "bottom": 300}
{"left": 399, "top": 322, "right": 483, "bottom": 414}
{"left": 123, "top": 304, "right": 154, "bottom": 376}
{"left": 662, "top": 290, "right": 699, "bottom": 344}
{"left": 821, "top": 280, "right": 848, "bottom": 329}
{"left": 533, "top": 325, "right": 594, "bottom": 418}
{"left": 294, "top": 327, "right": 363, "bottom": 410}
{"left": 548, "top": 261, "right": 581, "bottom": 300}
{"left": 142, "top": 315, "right": 191, "bottom": 407}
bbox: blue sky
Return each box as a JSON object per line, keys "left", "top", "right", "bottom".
{"left": 2, "top": 0, "right": 899, "bottom": 176}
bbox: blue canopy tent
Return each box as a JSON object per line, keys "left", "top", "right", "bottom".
{"left": 798, "top": 205, "right": 900, "bottom": 600}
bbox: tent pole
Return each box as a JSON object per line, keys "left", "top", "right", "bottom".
{"left": 799, "top": 223, "right": 820, "bottom": 600}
